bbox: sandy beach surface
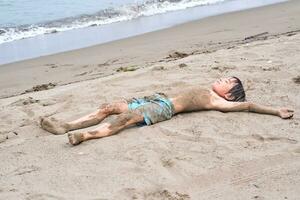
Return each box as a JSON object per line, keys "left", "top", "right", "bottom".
{"left": 0, "top": 1, "right": 300, "bottom": 199}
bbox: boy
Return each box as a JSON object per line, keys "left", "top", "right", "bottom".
{"left": 40, "top": 77, "right": 294, "bottom": 145}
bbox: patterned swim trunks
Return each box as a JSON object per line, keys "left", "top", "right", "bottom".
{"left": 126, "top": 93, "right": 175, "bottom": 126}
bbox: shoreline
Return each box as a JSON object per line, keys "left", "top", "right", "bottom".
{"left": 1, "top": 0, "right": 299, "bottom": 99}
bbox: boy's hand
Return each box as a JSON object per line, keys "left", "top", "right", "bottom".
{"left": 278, "top": 108, "right": 294, "bottom": 119}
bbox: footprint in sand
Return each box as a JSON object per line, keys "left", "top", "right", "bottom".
{"left": 116, "top": 188, "right": 190, "bottom": 200}
{"left": 0, "top": 137, "right": 25, "bottom": 148}
{"left": 45, "top": 63, "right": 58, "bottom": 68}
{"left": 251, "top": 134, "right": 297, "bottom": 144}
{"left": 124, "top": 148, "right": 148, "bottom": 165}
{"left": 261, "top": 66, "right": 280, "bottom": 72}
{"left": 10, "top": 97, "right": 57, "bottom": 107}
{"left": 146, "top": 189, "right": 190, "bottom": 200}
{"left": 151, "top": 66, "right": 166, "bottom": 71}
{"left": 160, "top": 156, "right": 175, "bottom": 168}
{"left": 97, "top": 58, "right": 119, "bottom": 67}
{"left": 74, "top": 71, "right": 88, "bottom": 77}
{"left": 292, "top": 147, "right": 300, "bottom": 154}
{"left": 115, "top": 188, "right": 146, "bottom": 200}
{"left": 26, "top": 193, "right": 64, "bottom": 200}
{"left": 21, "top": 108, "right": 35, "bottom": 118}
{"left": 10, "top": 97, "right": 40, "bottom": 106}
{"left": 10, "top": 165, "right": 40, "bottom": 176}
{"left": 38, "top": 99, "right": 57, "bottom": 107}
{"left": 211, "top": 65, "right": 236, "bottom": 73}
{"left": 158, "top": 126, "right": 202, "bottom": 143}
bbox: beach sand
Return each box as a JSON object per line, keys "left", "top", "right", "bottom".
{"left": 0, "top": 1, "right": 300, "bottom": 199}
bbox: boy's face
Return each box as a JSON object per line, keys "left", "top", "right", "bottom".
{"left": 212, "top": 77, "right": 237, "bottom": 99}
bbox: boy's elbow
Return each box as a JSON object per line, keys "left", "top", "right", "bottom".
{"left": 219, "top": 109, "right": 229, "bottom": 113}
{"left": 247, "top": 102, "right": 254, "bottom": 112}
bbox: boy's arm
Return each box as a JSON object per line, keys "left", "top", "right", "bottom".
{"left": 212, "top": 100, "right": 294, "bottom": 119}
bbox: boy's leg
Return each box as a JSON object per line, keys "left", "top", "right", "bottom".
{"left": 40, "top": 100, "right": 128, "bottom": 135}
{"left": 68, "top": 111, "right": 144, "bottom": 145}
{"left": 68, "top": 101, "right": 128, "bottom": 130}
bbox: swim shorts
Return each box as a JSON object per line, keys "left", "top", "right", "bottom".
{"left": 126, "top": 93, "right": 175, "bottom": 126}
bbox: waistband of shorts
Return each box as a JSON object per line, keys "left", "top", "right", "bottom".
{"left": 153, "top": 93, "right": 175, "bottom": 116}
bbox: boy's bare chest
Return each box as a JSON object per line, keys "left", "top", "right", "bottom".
{"left": 169, "top": 88, "right": 212, "bottom": 113}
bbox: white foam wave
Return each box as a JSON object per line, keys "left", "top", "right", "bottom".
{"left": 0, "top": 0, "right": 227, "bottom": 44}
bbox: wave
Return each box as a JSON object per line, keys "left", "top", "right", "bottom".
{"left": 0, "top": 0, "right": 227, "bottom": 44}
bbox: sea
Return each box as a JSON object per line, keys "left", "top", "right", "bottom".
{"left": 0, "top": 0, "right": 287, "bottom": 64}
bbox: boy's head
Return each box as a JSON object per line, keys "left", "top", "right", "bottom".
{"left": 212, "top": 76, "right": 246, "bottom": 102}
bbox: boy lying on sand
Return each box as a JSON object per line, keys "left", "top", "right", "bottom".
{"left": 40, "top": 77, "right": 294, "bottom": 145}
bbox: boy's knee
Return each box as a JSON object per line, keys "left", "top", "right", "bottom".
{"left": 124, "top": 110, "right": 143, "bottom": 121}
{"left": 99, "top": 102, "right": 126, "bottom": 115}
{"left": 99, "top": 103, "right": 114, "bottom": 115}
{"left": 116, "top": 112, "right": 136, "bottom": 123}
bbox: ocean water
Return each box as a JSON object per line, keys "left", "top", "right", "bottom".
{"left": 0, "top": 0, "right": 227, "bottom": 44}
{"left": 0, "top": 0, "right": 287, "bottom": 64}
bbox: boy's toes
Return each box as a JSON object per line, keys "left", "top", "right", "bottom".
{"left": 68, "top": 133, "right": 75, "bottom": 145}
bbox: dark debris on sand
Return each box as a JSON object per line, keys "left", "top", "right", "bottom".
{"left": 244, "top": 32, "right": 269, "bottom": 40}
{"left": 179, "top": 63, "right": 188, "bottom": 68}
{"left": 292, "top": 76, "right": 300, "bottom": 84}
{"left": 116, "top": 66, "right": 138, "bottom": 72}
{"left": 24, "top": 83, "right": 56, "bottom": 93}
{"left": 22, "top": 97, "right": 40, "bottom": 105}
{"left": 167, "top": 51, "right": 189, "bottom": 59}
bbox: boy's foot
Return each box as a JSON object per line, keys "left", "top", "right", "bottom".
{"left": 68, "top": 132, "right": 84, "bottom": 145}
{"left": 40, "top": 117, "right": 69, "bottom": 135}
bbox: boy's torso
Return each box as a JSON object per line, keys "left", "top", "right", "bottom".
{"left": 168, "top": 87, "right": 212, "bottom": 114}
{"left": 126, "top": 86, "right": 214, "bottom": 115}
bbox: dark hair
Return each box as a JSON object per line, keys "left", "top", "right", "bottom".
{"left": 228, "top": 76, "right": 246, "bottom": 102}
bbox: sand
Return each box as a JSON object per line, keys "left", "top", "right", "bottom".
{"left": 0, "top": 1, "right": 300, "bottom": 199}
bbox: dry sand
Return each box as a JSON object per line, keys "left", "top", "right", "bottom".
{"left": 0, "top": 1, "right": 300, "bottom": 199}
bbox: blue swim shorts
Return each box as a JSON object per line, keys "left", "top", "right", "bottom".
{"left": 127, "top": 93, "right": 175, "bottom": 126}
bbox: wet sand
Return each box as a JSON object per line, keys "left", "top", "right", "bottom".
{"left": 0, "top": 0, "right": 300, "bottom": 199}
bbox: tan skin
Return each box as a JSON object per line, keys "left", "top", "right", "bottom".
{"left": 40, "top": 77, "right": 294, "bottom": 145}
